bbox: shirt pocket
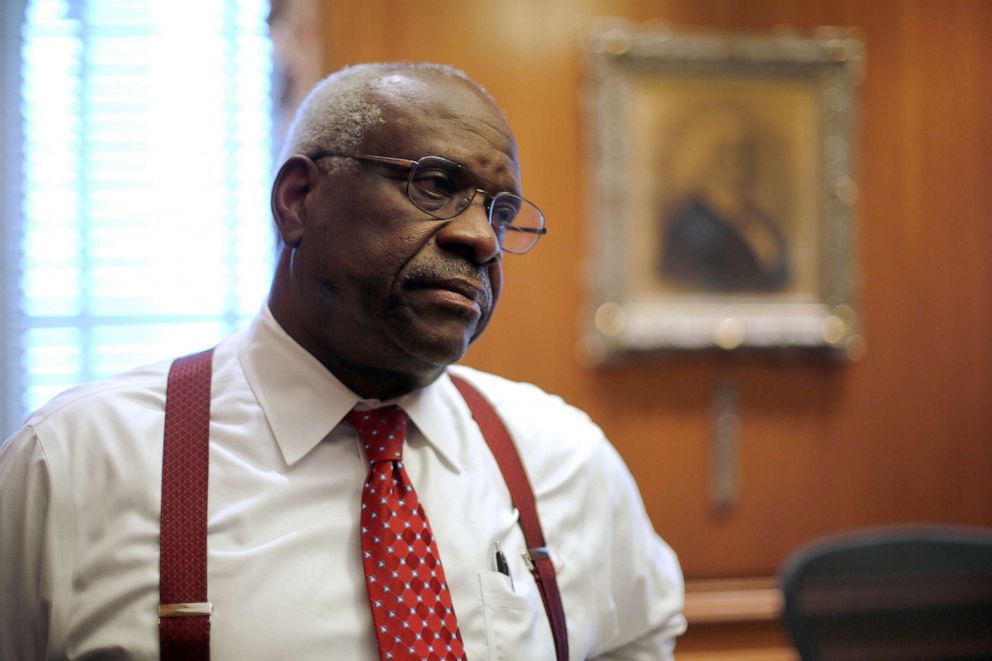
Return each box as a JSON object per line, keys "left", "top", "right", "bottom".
{"left": 477, "top": 570, "right": 556, "bottom": 661}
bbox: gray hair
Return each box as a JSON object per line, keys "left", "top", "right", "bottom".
{"left": 279, "top": 62, "right": 496, "bottom": 172}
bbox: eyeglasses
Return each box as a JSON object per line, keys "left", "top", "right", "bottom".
{"left": 311, "top": 151, "right": 547, "bottom": 255}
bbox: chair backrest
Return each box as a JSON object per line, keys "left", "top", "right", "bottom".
{"left": 779, "top": 526, "right": 992, "bottom": 661}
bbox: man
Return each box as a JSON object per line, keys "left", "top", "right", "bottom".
{"left": 1, "top": 63, "right": 685, "bottom": 659}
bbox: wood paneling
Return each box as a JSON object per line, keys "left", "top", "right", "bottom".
{"left": 317, "top": 0, "right": 992, "bottom": 578}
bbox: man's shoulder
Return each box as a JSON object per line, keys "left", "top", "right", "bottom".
{"left": 20, "top": 331, "right": 247, "bottom": 437}
{"left": 448, "top": 364, "right": 587, "bottom": 414}
{"left": 21, "top": 358, "right": 174, "bottom": 436}
{"left": 446, "top": 363, "right": 544, "bottom": 398}
{"left": 446, "top": 364, "right": 606, "bottom": 452}
{"left": 445, "top": 367, "right": 644, "bottom": 515}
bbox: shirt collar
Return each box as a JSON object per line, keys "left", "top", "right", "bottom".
{"left": 396, "top": 377, "right": 464, "bottom": 476}
{"left": 238, "top": 306, "right": 464, "bottom": 473}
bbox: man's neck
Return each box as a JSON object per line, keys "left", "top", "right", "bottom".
{"left": 324, "top": 358, "right": 443, "bottom": 402}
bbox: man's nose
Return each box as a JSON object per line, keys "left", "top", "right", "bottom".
{"left": 435, "top": 193, "right": 500, "bottom": 264}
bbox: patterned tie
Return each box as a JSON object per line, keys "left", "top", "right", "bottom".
{"left": 345, "top": 406, "right": 467, "bottom": 661}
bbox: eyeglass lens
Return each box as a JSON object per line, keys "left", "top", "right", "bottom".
{"left": 407, "top": 157, "right": 544, "bottom": 254}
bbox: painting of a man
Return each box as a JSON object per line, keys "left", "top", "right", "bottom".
{"left": 658, "top": 105, "right": 790, "bottom": 293}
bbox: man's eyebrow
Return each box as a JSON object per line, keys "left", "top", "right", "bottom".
{"left": 456, "top": 160, "right": 520, "bottom": 196}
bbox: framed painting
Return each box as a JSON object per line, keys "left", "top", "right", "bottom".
{"left": 580, "top": 22, "right": 865, "bottom": 363}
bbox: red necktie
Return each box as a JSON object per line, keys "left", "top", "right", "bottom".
{"left": 346, "top": 406, "right": 467, "bottom": 661}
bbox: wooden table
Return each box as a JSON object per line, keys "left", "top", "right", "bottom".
{"left": 676, "top": 577, "right": 797, "bottom": 660}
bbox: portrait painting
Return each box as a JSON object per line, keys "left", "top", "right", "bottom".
{"left": 581, "top": 23, "right": 864, "bottom": 361}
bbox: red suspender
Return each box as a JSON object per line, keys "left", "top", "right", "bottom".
{"left": 159, "top": 353, "right": 568, "bottom": 661}
{"left": 159, "top": 349, "right": 214, "bottom": 661}
{"left": 450, "top": 374, "right": 570, "bottom": 661}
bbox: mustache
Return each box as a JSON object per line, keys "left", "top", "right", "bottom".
{"left": 402, "top": 260, "right": 493, "bottom": 312}
{"left": 402, "top": 261, "right": 490, "bottom": 289}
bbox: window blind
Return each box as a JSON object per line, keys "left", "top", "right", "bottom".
{"left": 8, "top": 0, "right": 274, "bottom": 432}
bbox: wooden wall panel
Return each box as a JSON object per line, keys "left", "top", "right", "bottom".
{"left": 317, "top": 0, "right": 992, "bottom": 578}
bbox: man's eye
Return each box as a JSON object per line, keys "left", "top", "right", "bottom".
{"left": 490, "top": 198, "right": 520, "bottom": 227}
{"left": 411, "top": 169, "right": 457, "bottom": 200}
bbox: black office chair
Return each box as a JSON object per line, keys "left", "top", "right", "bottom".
{"left": 779, "top": 526, "right": 992, "bottom": 661}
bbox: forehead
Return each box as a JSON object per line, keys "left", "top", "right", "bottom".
{"left": 361, "top": 73, "right": 520, "bottom": 189}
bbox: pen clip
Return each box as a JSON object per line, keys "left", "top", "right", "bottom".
{"left": 494, "top": 540, "right": 515, "bottom": 590}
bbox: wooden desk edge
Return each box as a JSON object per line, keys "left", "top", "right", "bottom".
{"left": 684, "top": 577, "right": 783, "bottom": 624}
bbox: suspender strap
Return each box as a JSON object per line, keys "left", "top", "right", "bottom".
{"left": 160, "top": 348, "right": 214, "bottom": 661}
{"left": 157, "top": 352, "right": 566, "bottom": 660}
{"left": 450, "top": 374, "right": 570, "bottom": 661}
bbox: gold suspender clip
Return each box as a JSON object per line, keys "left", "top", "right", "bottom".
{"left": 158, "top": 602, "right": 213, "bottom": 619}
{"left": 521, "top": 546, "right": 552, "bottom": 572}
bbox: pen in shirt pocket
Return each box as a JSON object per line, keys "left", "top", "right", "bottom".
{"left": 494, "top": 539, "right": 514, "bottom": 591}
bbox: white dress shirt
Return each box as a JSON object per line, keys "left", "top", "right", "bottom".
{"left": 0, "top": 306, "right": 685, "bottom": 660}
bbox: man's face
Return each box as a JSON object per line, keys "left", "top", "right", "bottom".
{"left": 285, "top": 73, "right": 517, "bottom": 389}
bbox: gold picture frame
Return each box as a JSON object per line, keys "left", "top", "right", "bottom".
{"left": 580, "top": 22, "right": 865, "bottom": 363}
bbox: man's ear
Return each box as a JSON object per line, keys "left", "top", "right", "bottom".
{"left": 271, "top": 155, "right": 321, "bottom": 248}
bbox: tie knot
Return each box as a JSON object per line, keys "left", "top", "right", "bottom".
{"left": 345, "top": 405, "right": 408, "bottom": 464}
